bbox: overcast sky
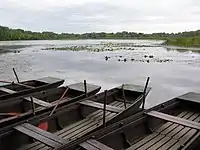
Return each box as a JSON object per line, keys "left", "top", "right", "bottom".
{"left": 0, "top": 0, "right": 200, "bottom": 33}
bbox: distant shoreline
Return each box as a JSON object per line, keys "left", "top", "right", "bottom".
{"left": 164, "top": 45, "right": 200, "bottom": 52}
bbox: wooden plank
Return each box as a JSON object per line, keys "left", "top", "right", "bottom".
{"left": 167, "top": 113, "right": 199, "bottom": 138}
{"left": 130, "top": 112, "right": 199, "bottom": 150}
{"left": 146, "top": 111, "right": 200, "bottom": 130}
{"left": 49, "top": 102, "right": 126, "bottom": 150}
{"left": 86, "top": 139, "right": 114, "bottom": 150}
{"left": 21, "top": 123, "right": 65, "bottom": 144}
{"left": 22, "top": 101, "right": 126, "bottom": 150}
{"left": 31, "top": 110, "right": 118, "bottom": 150}
{"left": 115, "top": 98, "right": 133, "bottom": 104}
{"left": 23, "top": 97, "right": 53, "bottom": 108}
{"left": 56, "top": 101, "right": 120, "bottom": 136}
{"left": 14, "top": 125, "right": 62, "bottom": 149}
{"left": 177, "top": 92, "right": 200, "bottom": 104}
{"left": 155, "top": 111, "right": 188, "bottom": 133}
{"left": 127, "top": 133, "right": 159, "bottom": 150}
{"left": 117, "top": 84, "right": 151, "bottom": 93}
{"left": 129, "top": 111, "right": 193, "bottom": 150}
{"left": 157, "top": 139, "right": 178, "bottom": 150}
{"left": 79, "top": 142, "right": 99, "bottom": 150}
{"left": 137, "top": 134, "right": 165, "bottom": 150}
{"left": 147, "top": 136, "right": 171, "bottom": 150}
{"left": 158, "top": 113, "right": 200, "bottom": 150}
{"left": 60, "top": 103, "right": 125, "bottom": 139}
{"left": 68, "top": 83, "right": 100, "bottom": 93}
{"left": 37, "top": 77, "right": 63, "bottom": 84}
{"left": 173, "top": 117, "right": 200, "bottom": 139}
{"left": 171, "top": 114, "right": 200, "bottom": 140}
{"left": 0, "top": 87, "right": 16, "bottom": 94}
{"left": 179, "top": 129, "right": 197, "bottom": 145}
{"left": 79, "top": 100, "right": 123, "bottom": 113}
{"left": 168, "top": 142, "right": 182, "bottom": 150}
{"left": 160, "top": 112, "right": 194, "bottom": 135}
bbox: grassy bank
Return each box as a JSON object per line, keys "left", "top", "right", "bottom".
{"left": 166, "top": 36, "right": 200, "bottom": 48}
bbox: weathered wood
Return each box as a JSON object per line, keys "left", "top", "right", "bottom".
{"left": 142, "top": 77, "right": 150, "bottom": 110}
{"left": 117, "top": 84, "right": 151, "bottom": 93}
{"left": 68, "top": 82, "right": 101, "bottom": 94}
{"left": 87, "top": 139, "right": 114, "bottom": 150}
{"left": 79, "top": 100, "right": 123, "bottom": 113}
{"left": 84, "top": 80, "right": 88, "bottom": 97}
{"left": 177, "top": 92, "right": 200, "bottom": 104}
{"left": 30, "top": 97, "right": 36, "bottom": 115}
{"left": 22, "top": 101, "right": 128, "bottom": 150}
{"left": 155, "top": 112, "right": 200, "bottom": 150}
{"left": 122, "top": 84, "right": 127, "bottom": 109}
{"left": 23, "top": 97, "right": 53, "bottom": 108}
{"left": 13, "top": 68, "right": 20, "bottom": 83}
{"left": 115, "top": 98, "right": 132, "bottom": 104}
{"left": 129, "top": 111, "right": 200, "bottom": 150}
{"left": 37, "top": 77, "right": 63, "bottom": 84}
{"left": 155, "top": 111, "right": 188, "bottom": 133}
{"left": 159, "top": 112, "right": 194, "bottom": 135}
{"left": 157, "top": 139, "right": 178, "bottom": 150}
{"left": 49, "top": 88, "right": 69, "bottom": 116}
{"left": 169, "top": 113, "right": 199, "bottom": 140}
{"left": 137, "top": 134, "right": 165, "bottom": 150}
{"left": 147, "top": 136, "right": 171, "bottom": 150}
{"left": 127, "top": 133, "right": 159, "bottom": 150}
{"left": 0, "top": 87, "right": 16, "bottom": 94}
{"left": 103, "top": 90, "right": 107, "bottom": 127}
{"left": 14, "top": 123, "right": 65, "bottom": 149}
{"left": 79, "top": 142, "right": 99, "bottom": 150}
{"left": 146, "top": 111, "right": 200, "bottom": 130}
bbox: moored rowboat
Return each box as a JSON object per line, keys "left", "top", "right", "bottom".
{"left": 0, "top": 82, "right": 101, "bottom": 129}
{"left": 63, "top": 92, "right": 200, "bottom": 150}
{"left": 0, "top": 83, "right": 151, "bottom": 150}
{"left": 0, "top": 77, "right": 64, "bottom": 101}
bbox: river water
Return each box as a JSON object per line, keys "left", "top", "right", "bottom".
{"left": 1, "top": 39, "right": 200, "bottom": 108}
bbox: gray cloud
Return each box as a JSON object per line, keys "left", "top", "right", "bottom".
{"left": 0, "top": 0, "right": 200, "bottom": 33}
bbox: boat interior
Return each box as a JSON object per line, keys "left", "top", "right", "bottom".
{"left": 0, "top": 82, "right": 101, "bottom": 121}
{"left": 68, "top": 92, "right": 200, "bottom": 150}
{"left": 1, "top": 85, "right": 145, "bottom": 150}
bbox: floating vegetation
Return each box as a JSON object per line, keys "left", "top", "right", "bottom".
{"left": 144, "top": 55, "right": 154, "bottom": 58}
{"left": 104, "top": 55, "right": 173, "bottom": 64}
{"left": 43, "top": 41, "right": 163, "bottom": 52}
{"left": 43, "top": 46, "right": 117, "bottom": 52}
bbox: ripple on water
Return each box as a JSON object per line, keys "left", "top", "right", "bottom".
{"left": 1, "top": 40, "right": 200, "bottom": 108}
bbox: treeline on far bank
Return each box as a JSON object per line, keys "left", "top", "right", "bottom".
{"left": 0, "top": 25, "right": 200, "bottom": 47}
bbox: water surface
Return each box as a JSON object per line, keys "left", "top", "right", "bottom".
{"left": 1, "top": 39, "right": 200, "bottom": 108}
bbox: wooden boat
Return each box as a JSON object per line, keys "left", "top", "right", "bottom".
{"left": 0, "top": 77, "right": 64, "bottom": 101}
{"left": 0, "top": 82, "right": 101, "bottom": 129}
{"left": 63, "top": 92, "right": 200, "bottom": 150}
{"left": 0, "top": 83, "right": 151, "bottom": 150}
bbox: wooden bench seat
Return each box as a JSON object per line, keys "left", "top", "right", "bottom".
{"left": 127, "top": 111, "right": 200, "bottom": 150}
{"left": 80, "top": 139, "right": 114, "bottom": 150}
{"left": 23, "top": 97, "right": 53, "bottom": 108}
{"left": 20, "top": 101, "right": 129, "bottom": 150}
{"left": 79, "top": 100, "right": 123, "bottom": 113}
{"left": 146, "top": 111, "right": 200, "bottom": 130}
{"left": 0, "top": 87, "right": 16, "bottom": 94}
{"left": 14, "top": 123, "right": 65, "bottom": 149}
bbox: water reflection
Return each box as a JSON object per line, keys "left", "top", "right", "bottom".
{"left": 0, "top": 40, "right": 200, "bottom": 108}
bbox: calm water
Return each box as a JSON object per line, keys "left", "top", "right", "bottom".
{"left": 1, "top": 39, "right": 200, "bottom": 108}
